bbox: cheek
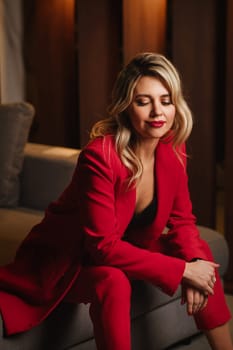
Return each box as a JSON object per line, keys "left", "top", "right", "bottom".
{"left": 128, "top": 109, "right": 144, "bottom": 125}
{"left": 168, "top": 109, "right": 176, "bottom": 124}
{"left": 131, "top": 117, "right": 143, "bottom": 132}
{"left": 171, "top": 114, "right": 176, "bottom": 125}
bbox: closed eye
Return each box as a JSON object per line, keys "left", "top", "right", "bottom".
{"left": 161, "top": 100, "right": 172, "bottom": 106}
{"left": 136, "top": 101, "right": 150, "bottom": 106}
{"left": 135, "top": 97, "right": 151, "bottom": 106}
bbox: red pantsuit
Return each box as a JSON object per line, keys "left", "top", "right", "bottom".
{"left": 0, "top": 135, "right": 231, "bottom": 347}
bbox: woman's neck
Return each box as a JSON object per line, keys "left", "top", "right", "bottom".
{"left": 136, "top": 138, "right": 159, "bottom": 162}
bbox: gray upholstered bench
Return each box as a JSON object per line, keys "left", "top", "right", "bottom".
{"left": 0, "top": 228, "right": 229, "bottom": 348}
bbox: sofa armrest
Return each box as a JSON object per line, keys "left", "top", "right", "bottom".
{"left": 19, "top": 143, "right": 81, "bottom": 210}
{"left": 198, "top": 225, "right": 229, "bottom": 276}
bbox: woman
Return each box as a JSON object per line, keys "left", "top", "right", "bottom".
{"left": 0, "top": 52, "right": 232, "bottom": 349}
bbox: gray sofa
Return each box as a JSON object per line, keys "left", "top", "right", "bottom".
{"left": 0, "top": 142, "right": 229, "bottom": 350}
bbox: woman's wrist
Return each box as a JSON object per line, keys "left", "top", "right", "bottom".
{"left": 190, "top": 258, "right": 202, "bottom": 262}
{"left": 183, "top": 262, "right": 192, "bottom": 280}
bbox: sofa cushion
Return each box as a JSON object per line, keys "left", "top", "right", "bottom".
{"left": 0, "top": 207, "right": 43, "bottom": 266}
{"left": 0, "top": 303, "right": 94, "bottom": 350}
{"left": 20, "top": 143, "right": 80, "bottom": 210}
{"left": 0, "top": 102, "right": 34, "bottom": 207}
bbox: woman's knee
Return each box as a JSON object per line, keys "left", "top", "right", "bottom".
{"left": 94, "top": 266, "right": 132, "bottom": 302}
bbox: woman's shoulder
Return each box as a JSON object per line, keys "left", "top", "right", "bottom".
{"left": 84, "top": 134, "right": 115, "bottom": 152}
{"left": 82, "top": 135, "right": 117, "bottom": 159}
{"left": 80, "top": 135, "right": 122, "bottom": 168}
{"left": 77, "top": 135, "right": 129, "bottom": 179}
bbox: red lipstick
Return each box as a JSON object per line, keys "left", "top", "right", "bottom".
{"left": 147, "top": 121, "right": 165, "bottom": 128}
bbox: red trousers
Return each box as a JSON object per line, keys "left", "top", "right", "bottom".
{"left": 65, "top": 263, "right": 231, "bottom": 350}
{"left": 66, "top": 266, "right": 132, "bottom": 350}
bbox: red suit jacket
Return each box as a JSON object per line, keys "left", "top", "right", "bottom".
{"left": 0, "top": 135, "right": 210, "bottom": 335}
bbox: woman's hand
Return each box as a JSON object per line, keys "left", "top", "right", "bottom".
{"left": 181, "top": 285, "right": 208, "bottom": 315}
{"left": 183, "top": 260, "right": 219, "bottom": 295}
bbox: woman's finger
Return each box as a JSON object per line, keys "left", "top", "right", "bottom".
{"left": 200, "top": 295, "right": 208, "bottom": 310}
{"left": 192, "top": 290, "right": 204, "bottom": 314}
{"left": 212, "top": 275, "right": 216, "bottom": 284}
{"left": 192, "top": 290, "right": 199, "bottom": 314}
{"left": 186, "top": 288, "right": 194, "bottom": 315}
{"left": 202, "top": 282, "right": 214, "bottom": 295}
{"left": 196, "top": 292, "right": 204, "bottom": 313}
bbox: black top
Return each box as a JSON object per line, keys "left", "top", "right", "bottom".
{"left": 128, "top": 196, "right": 157, "bottom": 229}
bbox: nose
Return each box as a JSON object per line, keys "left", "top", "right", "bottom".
{"left": 150, "top": 101, "right": 163, "bottom": 118}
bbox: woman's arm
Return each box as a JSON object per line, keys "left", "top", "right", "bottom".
{"left": 164, "top": 150, "right": 211, "bottom": 261}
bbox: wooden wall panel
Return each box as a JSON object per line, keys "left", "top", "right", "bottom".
{"left": 76, "top": 0, "right": 122, "bottom": 147}
{"left": 170, "top": 0, "right": 218, "bottom": 227}
{"left": 123, "top": 0, "right": 167, "bottom": 63}
{"left": 23, "top": 0, "right": 78, "bottom": 147}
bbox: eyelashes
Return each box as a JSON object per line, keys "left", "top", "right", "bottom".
{"left": 136, "top": 101, "right": 150, "bottom": 106}
{"left": 135, "top": 100, "right": 172, "bottom": 107}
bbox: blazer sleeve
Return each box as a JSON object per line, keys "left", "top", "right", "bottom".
{"left": 74, "top": 141, "right": 185, "bottom": 296}
{"left": 165, "top": 150, "right": 210, "bottom": 262}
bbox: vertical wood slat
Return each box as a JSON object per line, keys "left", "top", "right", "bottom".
{"left": 76, "top": 0, "right": 122, "bottom": 147}
{"left": 23, "top": 0, "right": 78, "bottom": 147}
{"left": 123, "top": 0, "right": 167, "bottom": 64}
{"left": 170, "top": 0, "right": 217, "bottom": 227}
{"left": 225, "top": 0, "right": 233, "bottom": 282}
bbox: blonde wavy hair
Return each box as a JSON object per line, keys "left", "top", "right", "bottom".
{"left": 90, "top": 52, "right": 193, "bottom": 185}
